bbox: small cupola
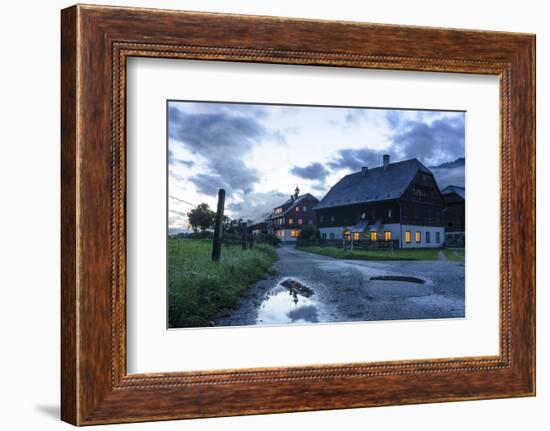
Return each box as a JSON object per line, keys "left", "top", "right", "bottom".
{"left": 294, "top": 185, "right": 300, "bottom": 199}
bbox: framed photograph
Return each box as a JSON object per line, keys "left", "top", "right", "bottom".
{"left": 61, "top": 4, "right": 536, "bottom": 425}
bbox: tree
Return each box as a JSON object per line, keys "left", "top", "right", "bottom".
{"left": 187, "top": 203, "right": 215, "bottom": 232}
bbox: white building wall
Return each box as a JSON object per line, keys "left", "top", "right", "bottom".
{"left": 319, "top": 223, "right": 444, "bottom": 249}
{"left": 400, "top": 224, "right": 445, "bottom": 249}
{"left": 319, "top": 226, "right": 346, "bottom": 240}
{"left": 275, "top": 229, "right": 299, "bottom": 242}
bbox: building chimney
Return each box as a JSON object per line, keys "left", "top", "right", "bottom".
{"left": 383, "top": 154, "right": 390, "bottom": 169}
{"left": 361, "top": 166, "right": 368, "bottom": 176}
{"left": 294, "top": 185, "right": 300, "bottom": 199}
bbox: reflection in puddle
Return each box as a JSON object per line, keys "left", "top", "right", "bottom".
{"left": 256, "top": 278, "right": 319, "bottom": 325}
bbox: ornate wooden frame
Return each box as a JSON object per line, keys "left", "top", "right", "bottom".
{"left": 61, "top": 4, "right": 536, "bottom": 426}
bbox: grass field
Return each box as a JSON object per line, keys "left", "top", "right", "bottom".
{"left": 443, "top": 248, "right": 465, "bottom": 262}
{"left": 168, "top": 238, "right": 278, "bottom": 328}
{"left": 296, "top": 246, "right": 440, "bottom": 261}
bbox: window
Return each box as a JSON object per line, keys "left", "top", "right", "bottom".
{"left": 385, "top": 231, "right": 392, "bottom": 241}
{"left": 291, "top": 229, "right": 301, "bottom": 237}
{"left": 275, "top": 207, "right": 282, "bottom": 214}
{"left": 295, "top": 206, "right": 300, "bottom": 212}
{"left": 353, "top": 232, "right": 360, "bottom": 241}
{"left": 361, "top": 212, "right": 366, "bottom": 220}
{"left": 319, "top": 215, "right": 324, "bottom": 223}
{"left": 309, "top": 219, "right": 313, "bottom": 224}
{"left": 388, "top": 209, "right": 392, "bottom": 218}
{"left": 405, "top": 231, "right": 411, "bottom": 243}
{"left": 303, "top": 206, "right": 307, "bottom": 212}
{"left": 436, "top": 231, "right": 441, "bottom": 243}
{"left": 370, "top": 231, "right": 377, "bottom": 241}
{"left": 415, "top": 231, "right": 421, "bottom": 243}
{"left": 288, "top": 218, "right": 293, "bottom": 225}
{"left": 322, "top": 233, "right": 327, "bottom": 240}
{"left": 330, "top": 215, "right": 335, "bottom": 223}
{"left": 426, "top": 231, "right": 431, "bottom": 243}
{"left": 298, "top": 219, "right": 303, "bottom": 225}
{"left": 329, "top": 233, "right": 335, "bottom": 239}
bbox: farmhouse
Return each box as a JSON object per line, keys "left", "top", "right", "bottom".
{"left": 267, "top": 186, "right": 319, "bottom": 242}
{"left": 314, "top": 155, "right": 445, "bottom": 248}
{"left": 441, "top": 185, "right": 465, "bottom": 247}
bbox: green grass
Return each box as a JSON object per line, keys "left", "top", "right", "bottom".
{"left": 168, "top": 238, "right": 277, "bottom": 328}
{"left": 296, "top": 246, "right": 440, "bottom": 261}
{"left": 443, "top": 248, "right": 465, "bottom": 262}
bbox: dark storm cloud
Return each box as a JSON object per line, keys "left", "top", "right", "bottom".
{"left": 290, "top": 162, "right": 330, "bottom": 181}
{"left": 188, "top": 173, "right": 230, "bottom": 197}
{"left": 327, "top": 113, "right": 465, "bottom": 173}
{"left": 327, "top": 148, "right": 394, "bottom": 171}
{"left": 169, "top": 105, "right": 267, "bottom": 195}
{"left": 391, "top": 115, "right": 465, "bottom": 166}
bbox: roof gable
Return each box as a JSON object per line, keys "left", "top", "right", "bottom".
{"left": 315, "top": 158, "right": 431, "bottom": 210}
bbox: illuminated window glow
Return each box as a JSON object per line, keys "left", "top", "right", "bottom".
{"left": 405, "top": 231, "right": 411, "bottom": 243}
{"left": 370, "top": 231, "right": 377, "bottom": 241}
{"left": 385, "top": 231, "right": 392, "bottom": 241}
{"left": 353, "top": 232, "right": 360, "bottom": 241}
{"left": 290, "top": 229, "right": 301, "bottom": 237}
{"left": 415, "top": 231, "right": 421, "bottom": 243}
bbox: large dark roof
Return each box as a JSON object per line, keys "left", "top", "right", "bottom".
{"left": 315, "top": 158, "right": 431, "bottom": 210}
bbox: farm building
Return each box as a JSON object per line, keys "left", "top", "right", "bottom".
{"left": 441, "top": 185, "right": 465, "bottom": 247}
{"left": 314, "top": 155, "right": 445, "bottom": 248}
{"left": 267, "top": 186, "right": 319, "bottom": 242}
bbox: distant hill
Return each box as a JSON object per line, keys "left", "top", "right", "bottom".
{"left": 430, "top": 157, "right": 465, "bottom": 190}
{"left": 430, "top": 157, "right": 465, "bottom": 170}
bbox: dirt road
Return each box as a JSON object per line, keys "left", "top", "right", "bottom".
{"left": 214, "top": 245, "right": 465, "bottom": 327}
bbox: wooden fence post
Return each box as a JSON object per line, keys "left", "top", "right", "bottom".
{"left": 211, "top": 188, "right": 225, "bottom": 262}
{"left": 241, "top": 222, "right": 247, "bottom": 250}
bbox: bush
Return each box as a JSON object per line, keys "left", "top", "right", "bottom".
{"left": 255, "top": 232, "right": 281, "bottom": 247}
{"left": 298, "top": 224, "right": 320, "bottom": 241}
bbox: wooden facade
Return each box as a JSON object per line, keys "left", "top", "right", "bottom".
{"left": 315, "top": 157, "right": 446, "bottom": 248}
{"left": 268, "top": 187, "right": 319, "bottom": 241}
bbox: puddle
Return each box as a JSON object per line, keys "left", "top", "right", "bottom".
{"left": 369, "top": 275, "right": 425, "bottom": 284}
{"left": 256, "top": 278, "right": 319, "bottom": 325}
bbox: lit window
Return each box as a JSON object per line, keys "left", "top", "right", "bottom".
{"left": 291, "top": 229, "right": 301, "bottom": 237}
{"left": 405, "top": 231, "right": 411, "bottom": 243}
{"left": 288, "top": 218, "right": 293, "bottom": 224}
{"left": 353, "top": 232, "right": 360, "bottom": 241}
{"left": 415, "top": 231, "right": 421, "bottom": 243}
{"left": 298, "top": 219, "right": 303, "bottom": 225}
{"left": 370, "top": 231, "right": 377, "bottom": 241}
{"left": 296, "top": 207, "right": 300, "bottom": 212}
{"left": 385, "top": 231, "right": 392, "bottom": 241}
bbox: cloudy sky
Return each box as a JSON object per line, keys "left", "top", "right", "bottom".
{"left": 168, "top": 101, "right": 465, "bottom": 233}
